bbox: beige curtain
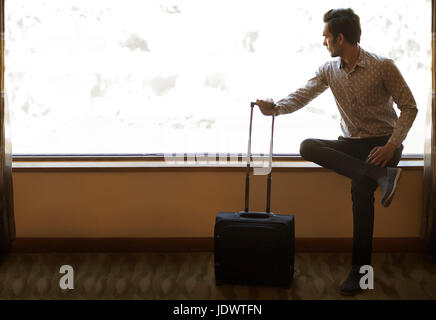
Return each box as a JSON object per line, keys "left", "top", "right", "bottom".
{"left": 423, "top": 0, "right": 436, "bottom": 262}
{"left": 0, "top": 0, "right": 16, "bottom": 256}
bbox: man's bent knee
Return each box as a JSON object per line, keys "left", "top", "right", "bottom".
{"left": 299, "top": 138, "right": 318, "bottom": 160}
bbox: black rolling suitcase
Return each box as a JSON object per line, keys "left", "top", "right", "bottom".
{"left": 214, "top": 102, "right": 295, "bottom": 288}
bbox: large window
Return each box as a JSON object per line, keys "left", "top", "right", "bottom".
{"left": 5, "top": 0, "right": 431, "bottom": 156}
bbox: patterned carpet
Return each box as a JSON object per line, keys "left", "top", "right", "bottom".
{"left": 0, "top": 252, "right": 435, "bottom": 300}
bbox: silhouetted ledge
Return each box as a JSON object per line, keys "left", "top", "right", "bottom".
{"left": 11, "top": 159, "right": 423, "bottom": 171}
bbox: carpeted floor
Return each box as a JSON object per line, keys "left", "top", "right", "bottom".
{"left": 0, "top": 252, "right": 435, "bottom": 300}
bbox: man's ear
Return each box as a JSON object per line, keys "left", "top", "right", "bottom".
{"left": 337, "top": 33, "right": 345, "bottom": 45}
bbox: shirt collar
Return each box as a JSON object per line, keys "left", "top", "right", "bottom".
{"left": 340, "top": 45, "right": 366, "bottom": 69}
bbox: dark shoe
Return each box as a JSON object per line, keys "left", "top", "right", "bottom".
{"left": 338, "top": 265, "right": 364, "bottom": 296}
{"left": 378, "top": 167, "right": 402, "bottom": 208}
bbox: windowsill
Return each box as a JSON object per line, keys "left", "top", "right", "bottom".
{"left": 11, "top": 157, "right": 424, "bottom": 170}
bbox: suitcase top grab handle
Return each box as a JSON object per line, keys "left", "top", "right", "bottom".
{"left": 244, "top": 102, "right": 276, "bottom": 213}
{"left": 239, "top": 211, "right": 271, "bottom": 219}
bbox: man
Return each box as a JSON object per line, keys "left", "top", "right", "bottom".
{"left": 256, "top": 8, "right": 418, "bottom": 296}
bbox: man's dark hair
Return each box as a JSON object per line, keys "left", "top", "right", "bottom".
{"left": 323, "top": 8, "right": 361, "bottom": 45}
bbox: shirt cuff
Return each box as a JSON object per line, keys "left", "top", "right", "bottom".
{"left": 387, "top": 136, "right": 402, "bottom": 149}
{"left": 274, "top": 103, "right": 286, "bottom": 116}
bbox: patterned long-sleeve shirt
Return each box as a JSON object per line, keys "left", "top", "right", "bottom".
{"left": 275, "top": 46, "right": 418, "bottom": 148}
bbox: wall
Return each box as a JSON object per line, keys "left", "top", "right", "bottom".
{"left": 11, "top": 166, "right": 423, "bottom": 239}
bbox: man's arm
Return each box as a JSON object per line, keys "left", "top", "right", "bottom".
{"left": 382, "top": 59, "right": 418, "bottom": 148}
{"left": 274, "top": 64, "right": 329, "bottom": 115}
{"left": 366, "top": 59, "right": 418, "bottom": 168}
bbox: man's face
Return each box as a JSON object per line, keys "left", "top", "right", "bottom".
{"left": 322, "top": 23, "right": 342, "bottom": 57}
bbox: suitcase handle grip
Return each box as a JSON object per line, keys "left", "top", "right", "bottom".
{"left": 244, "top": 102, "right": 275, "bottom": 213}
{"left": 239, "top": 211, "right": 271, "bottom": 219}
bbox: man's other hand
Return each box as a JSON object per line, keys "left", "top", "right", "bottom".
{"left": 366, "top": 143, "right": 396, "bottom": 168}
{"left": 256, "top": 99, "right": 278, "bottom": 116}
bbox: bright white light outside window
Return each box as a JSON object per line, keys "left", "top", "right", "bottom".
{"left": 5, "top": 0, "right": 431, "bottom": 156}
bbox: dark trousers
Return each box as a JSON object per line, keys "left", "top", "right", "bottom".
{"left": 299, "top": 135, "right": 403, "bottom": 266}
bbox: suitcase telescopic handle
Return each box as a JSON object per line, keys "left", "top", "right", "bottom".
{"left": 244, "top": 101, "right": 276, "bottom": 213}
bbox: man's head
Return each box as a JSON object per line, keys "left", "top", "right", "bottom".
{"left": 322, "top": 8, "right": 361, "bottom": 57}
